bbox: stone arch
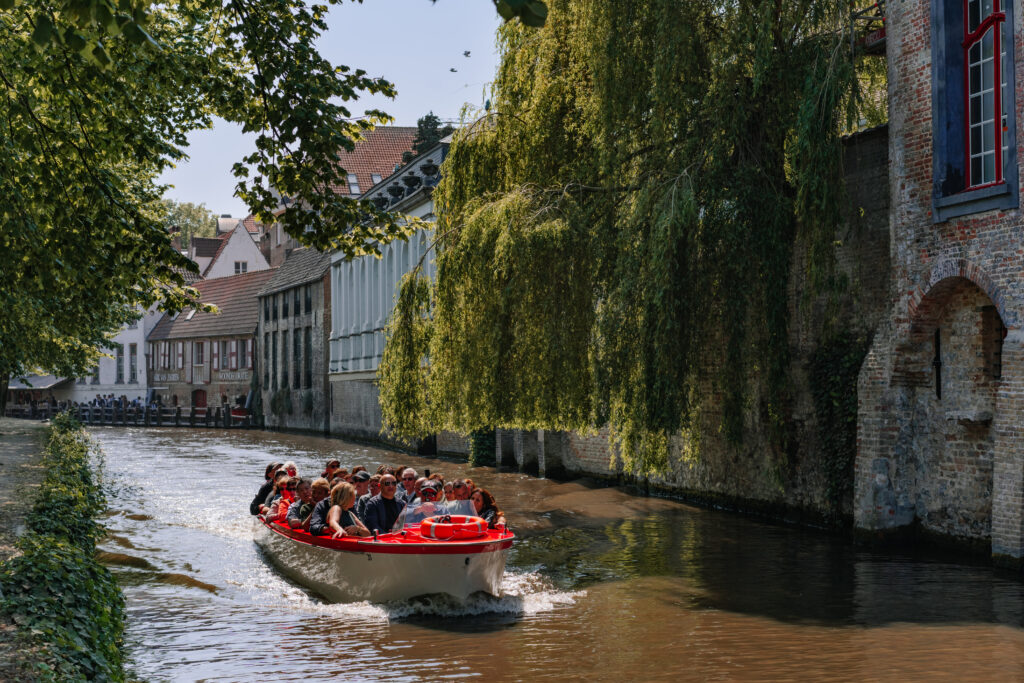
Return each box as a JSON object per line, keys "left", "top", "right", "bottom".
{"left": 907, "top": 258, "right": 1013, "bottom": 338}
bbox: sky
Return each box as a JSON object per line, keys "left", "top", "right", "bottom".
{"left": 157, "top": 1, "right": 503, "bottom": 219}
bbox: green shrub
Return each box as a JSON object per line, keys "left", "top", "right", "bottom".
{"left": 0, "top": 413, "right": 126, "bottom": 681}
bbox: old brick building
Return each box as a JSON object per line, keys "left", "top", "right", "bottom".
{"left": 257, "top": 248, "right": 332, "bottom": 433}
{"left": 147, "top": 269, "right": 275, "bottom": 410}
{"left": 855, "top": 0, "right": 1024, "bottom": 564}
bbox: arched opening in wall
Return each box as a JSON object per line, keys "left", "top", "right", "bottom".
{"left": 900, "top": 276, "right": 1001, "bottom": 543}
{"left": 191, "top": 389, "right": 207, "bottom": 408}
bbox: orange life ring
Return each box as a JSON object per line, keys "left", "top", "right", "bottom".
{"left": 420, "top": 514, "right": 488, "bottom": 540}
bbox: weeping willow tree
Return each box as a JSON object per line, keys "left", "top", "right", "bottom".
{"left": 379, "top": 0, "right": 886, "bottom": 474}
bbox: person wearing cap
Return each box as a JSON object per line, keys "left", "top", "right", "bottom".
{"left": 351, "top": 470, "right": 371, "bottom": 520}
{"left": 322, "top": 459, "right": 341, "bottom": 479}
{"left": 363, "top": 473, "right": 405, "bottom": 534}
{"left": 250, "top": 462, "right": 283, "bottom": 515}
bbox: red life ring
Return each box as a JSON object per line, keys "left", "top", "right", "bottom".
{"left": 420, "top": 515, "right": 488, "bottom": 540}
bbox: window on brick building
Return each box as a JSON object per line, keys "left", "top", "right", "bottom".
{"left": 282, "top": 330, "right": 289, "bottom": 388}
{"left": 932, "top": 0, "right": 1018, "bottom": 220}
{"left": 293, "top": 326, "right": 301, "bottom": 387}
{"left": 305, "top": 284, "right": 312, "bottom": 314}
{"left": 304, "top": 326, "right": 312, "bottom": 388}
{"left": 234, "top": 261, "right": 248, "bottom": 274}
{"left": 272, "top": 294, "right": 278, "bottom": 320}
{"left": 115, "top": 345, "right": 124, "bottom": 384}
{"left": 263, "top": 333, "right": 270, "bottom": 387}
{"left": 263, "top": 297, "right": 269, "bottom": 322}
{"left": 294, "top": 287, "right": 301, "bottom": 317}
{"left": 283, "top": 291, "right": 289, "bottom": 318}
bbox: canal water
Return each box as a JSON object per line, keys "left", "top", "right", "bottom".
{"left": 91, "top": 427, "right": 1024, "bottom": 681}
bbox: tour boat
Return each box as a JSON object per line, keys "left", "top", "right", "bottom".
{"left": 254, "top": 501, "right": 514, "bottom": 603}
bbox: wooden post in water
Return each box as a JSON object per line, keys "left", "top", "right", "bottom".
{"left": 174, "top": 406, "right": 181, "bottom": 427}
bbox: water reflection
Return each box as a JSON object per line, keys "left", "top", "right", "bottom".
{"left": 89, "top": 427, "right": 1024, "bottom": 681}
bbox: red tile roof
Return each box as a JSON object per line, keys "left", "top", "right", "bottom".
{"left": 328, "top": 126, "right": 416, "bottom": 196}
{"left": 241, "top": 214, "right": 263, "bottom": 234}
{"left": 149, "top": 269, "right": 277, "bottom": 340}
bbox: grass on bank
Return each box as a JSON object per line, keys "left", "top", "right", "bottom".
{"left": 0, "top": 413, "right": 126, "bottom": 682}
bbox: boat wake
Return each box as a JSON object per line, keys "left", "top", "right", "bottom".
{"left": 263, "top": 568, "right": 583, "bottom": 622}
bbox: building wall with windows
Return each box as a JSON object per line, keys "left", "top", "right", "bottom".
{"left": 146, "top": 269, "right": 275, "bottom": 410}
{"left": 60, "top": 306, "right": 162, "bottom": 404}
{"left": 855, "top": 0, "right": 1024, "bottom": 564}
{"left": 328, "top": 144, "right": 449, "bottom": 448}
{"left": 202, "top": 223, "right": 270, "bottom": 279}
{"left": 256, "top": 249, "right": 332, "bottom": 433}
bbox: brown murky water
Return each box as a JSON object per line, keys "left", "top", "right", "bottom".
{"left": 90, "top": 428, "right": 1024, "bottom": 682}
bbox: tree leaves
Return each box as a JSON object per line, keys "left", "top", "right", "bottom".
{"left": 379, "top": 0, "right": 880, "bottom": 474}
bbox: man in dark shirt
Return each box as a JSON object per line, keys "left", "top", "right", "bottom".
{"left": 249, "top": 462, "right": 283, "bottom": 515}
{"left": 363, "top": 474, "right": 404, "bottom": 534}
{"left": 308, "top": 492, "right": 333, "bottom": 536}
{"left": 352, "top": 470, "right": 371, "bottom": 520}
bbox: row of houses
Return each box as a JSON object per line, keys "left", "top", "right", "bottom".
{"left": 9, "top": 126, "right": 461, "bottom": 451}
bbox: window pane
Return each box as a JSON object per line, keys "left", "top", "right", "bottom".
{"left": 971, "top": 95, "right": 982, "bottom": 121}
{"left": 969, "top": 0, "right": 979, "bottom": 32}
{"left": 983, "top": 123, "right": 995, "bottom": 152}
{"left": 971, "top": 125, "right": 982, "bottom": 153}
{"left": 984, "top": 153, "right": 996, "bottom": 182}
{"left": 983, "top": 91, "right": 994, "bottom": 121}
{"left": 972, "top": 156, "right": 983, "bottom": 183}
{"left": 983, "top": 30, "right": 993, "bottom": 61}
{"left": 971, "top": 42, "right": 981, "bottom": 64}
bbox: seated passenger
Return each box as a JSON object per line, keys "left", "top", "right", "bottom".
{"left": 362, "top": 474, "right": 405, "bottom": 534}
{"left": 259, "top": 470, "right": 290, "bottom": 515}
{"left": 327, "top": 482, "right": 371, "bottom": 539}
{"left": 282, "top": 461, "right": 299, "bottom": 478}
{"left": 443, "top": 481, "right": 454, "bottom": 501}
{"left": 451, "top": 479, "right": 470, "bottom": 501}
{"left": 265, "top": 477, "right": 298, "bottom": 523}
{"left": 471, "top": 488, "right": 506, "bottom": 528}
{"left": 351, "top": 470, "right": 371, "bottom": 520}
{"left": 321, "top": 459, "right": 341, "bottom": 479}
{"left": 308, "top": 483, "right": 334, "bottom": 536}
{"left": 285, "top": 478, "right": 314, "bottom": 528}
{"left": 250, "top": 461, "right": 283, "bottom": 515}
{"left": 396, "top": 468, "right": 418, "bottom": 504}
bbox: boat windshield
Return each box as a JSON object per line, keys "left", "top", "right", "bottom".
{"left": 391, "top": 499, "right": 478, "bottom": 533}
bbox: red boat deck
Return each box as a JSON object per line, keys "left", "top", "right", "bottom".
{"left": 261, "top": 519, "right": 514, "bottom": 555}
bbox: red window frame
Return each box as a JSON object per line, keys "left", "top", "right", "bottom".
{"left": 963, "top": 0, "right": 1007, "bottom": 188}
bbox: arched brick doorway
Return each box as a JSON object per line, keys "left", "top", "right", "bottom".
{"left": 191, "top": 389, "right": 207, "bottom": 408}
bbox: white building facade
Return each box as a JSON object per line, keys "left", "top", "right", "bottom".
{"left": 328, "top": 143, "right": 445, "bottom": 443}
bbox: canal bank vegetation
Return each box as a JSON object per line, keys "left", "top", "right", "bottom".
{"left": 0, "top": 413, "right": 126, "bottom": 682}
{"left": 380, "top": 0, "right": 887, "bottom": 476}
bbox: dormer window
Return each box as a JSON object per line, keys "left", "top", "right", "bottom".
{"left": 371, "top": 173, "right": 382, "bottom": 185}
{"left": 347, "top": 173, "right": 361, "bottom": 195}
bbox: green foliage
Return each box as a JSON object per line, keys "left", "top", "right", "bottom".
{"left": 809, "top": 333, "right": 869, "bottom": 514}
{"left": 402, "top": 112, "right": 456, "bottom": 164}
{"left": 0, "top": 413, "right": 126, "bottom": 681}
{"left": 468, "top": 428, "right": 497, "bottom": 467}
{"left": 158, "top": 199, "right": 218, "bottom": 247}
{"left": 0, "top": 0, "right": 423, "bottom": 386}
{"left": 380, "top": 0, "right": 884, "bottom": 474}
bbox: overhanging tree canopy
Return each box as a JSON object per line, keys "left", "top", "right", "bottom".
{"left": 378, "top": 0, "right": 886, "bottom": 472}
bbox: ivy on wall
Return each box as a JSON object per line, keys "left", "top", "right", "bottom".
{"left": 809, "top": 333, "right": 870, "bottom": 515}
{"left": 379, "top": 0, "right": 885, "bottom": 474}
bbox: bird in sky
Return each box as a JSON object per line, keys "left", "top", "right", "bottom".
{"left": 450, "top": 67, "right": 457, "bottom": 72}
{"left": 463, "top": 50, "right": 471, "bottom": 57}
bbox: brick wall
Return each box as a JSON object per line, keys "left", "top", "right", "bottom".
{"left": 855, "top": 0, "right": 1024, "bottom": 562}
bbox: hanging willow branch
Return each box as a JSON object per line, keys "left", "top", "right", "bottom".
{"left": 379, "top": 0, "right": 884, "bottom": 474}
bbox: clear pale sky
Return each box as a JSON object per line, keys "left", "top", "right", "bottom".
{"left": 158, "top": 1, "right": 502, "bottom": 218}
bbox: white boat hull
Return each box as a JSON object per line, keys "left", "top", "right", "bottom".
{"left": 254, "top": 521, "right": 510, "bottom": 603}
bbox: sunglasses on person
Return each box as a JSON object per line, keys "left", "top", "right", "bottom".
{"left": 454, "top": 483, "right": 466, "bottom": 489}
{"left": 422, "top": 488, "right": 438, "bottom": 499}
{"left": 285, "top": 484, "right": 297, "bottom": 491}
{"left": 402, "top": 476, "right": 415, "bottom": 481}
{"left": 381, "top": 481, "right": 397, "bottom": 487}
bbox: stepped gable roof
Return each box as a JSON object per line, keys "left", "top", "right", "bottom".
{"left": 149, "top": 269, "right": 276, "bottom": 341}
{"left": 257, "top": 248, "right": 331, "bottom": 297}
{"left": 191, "top": 236, "right": 224, "bottom": 258}
{"left": 329, "top": 126, "right": 416, "bottom": 197}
